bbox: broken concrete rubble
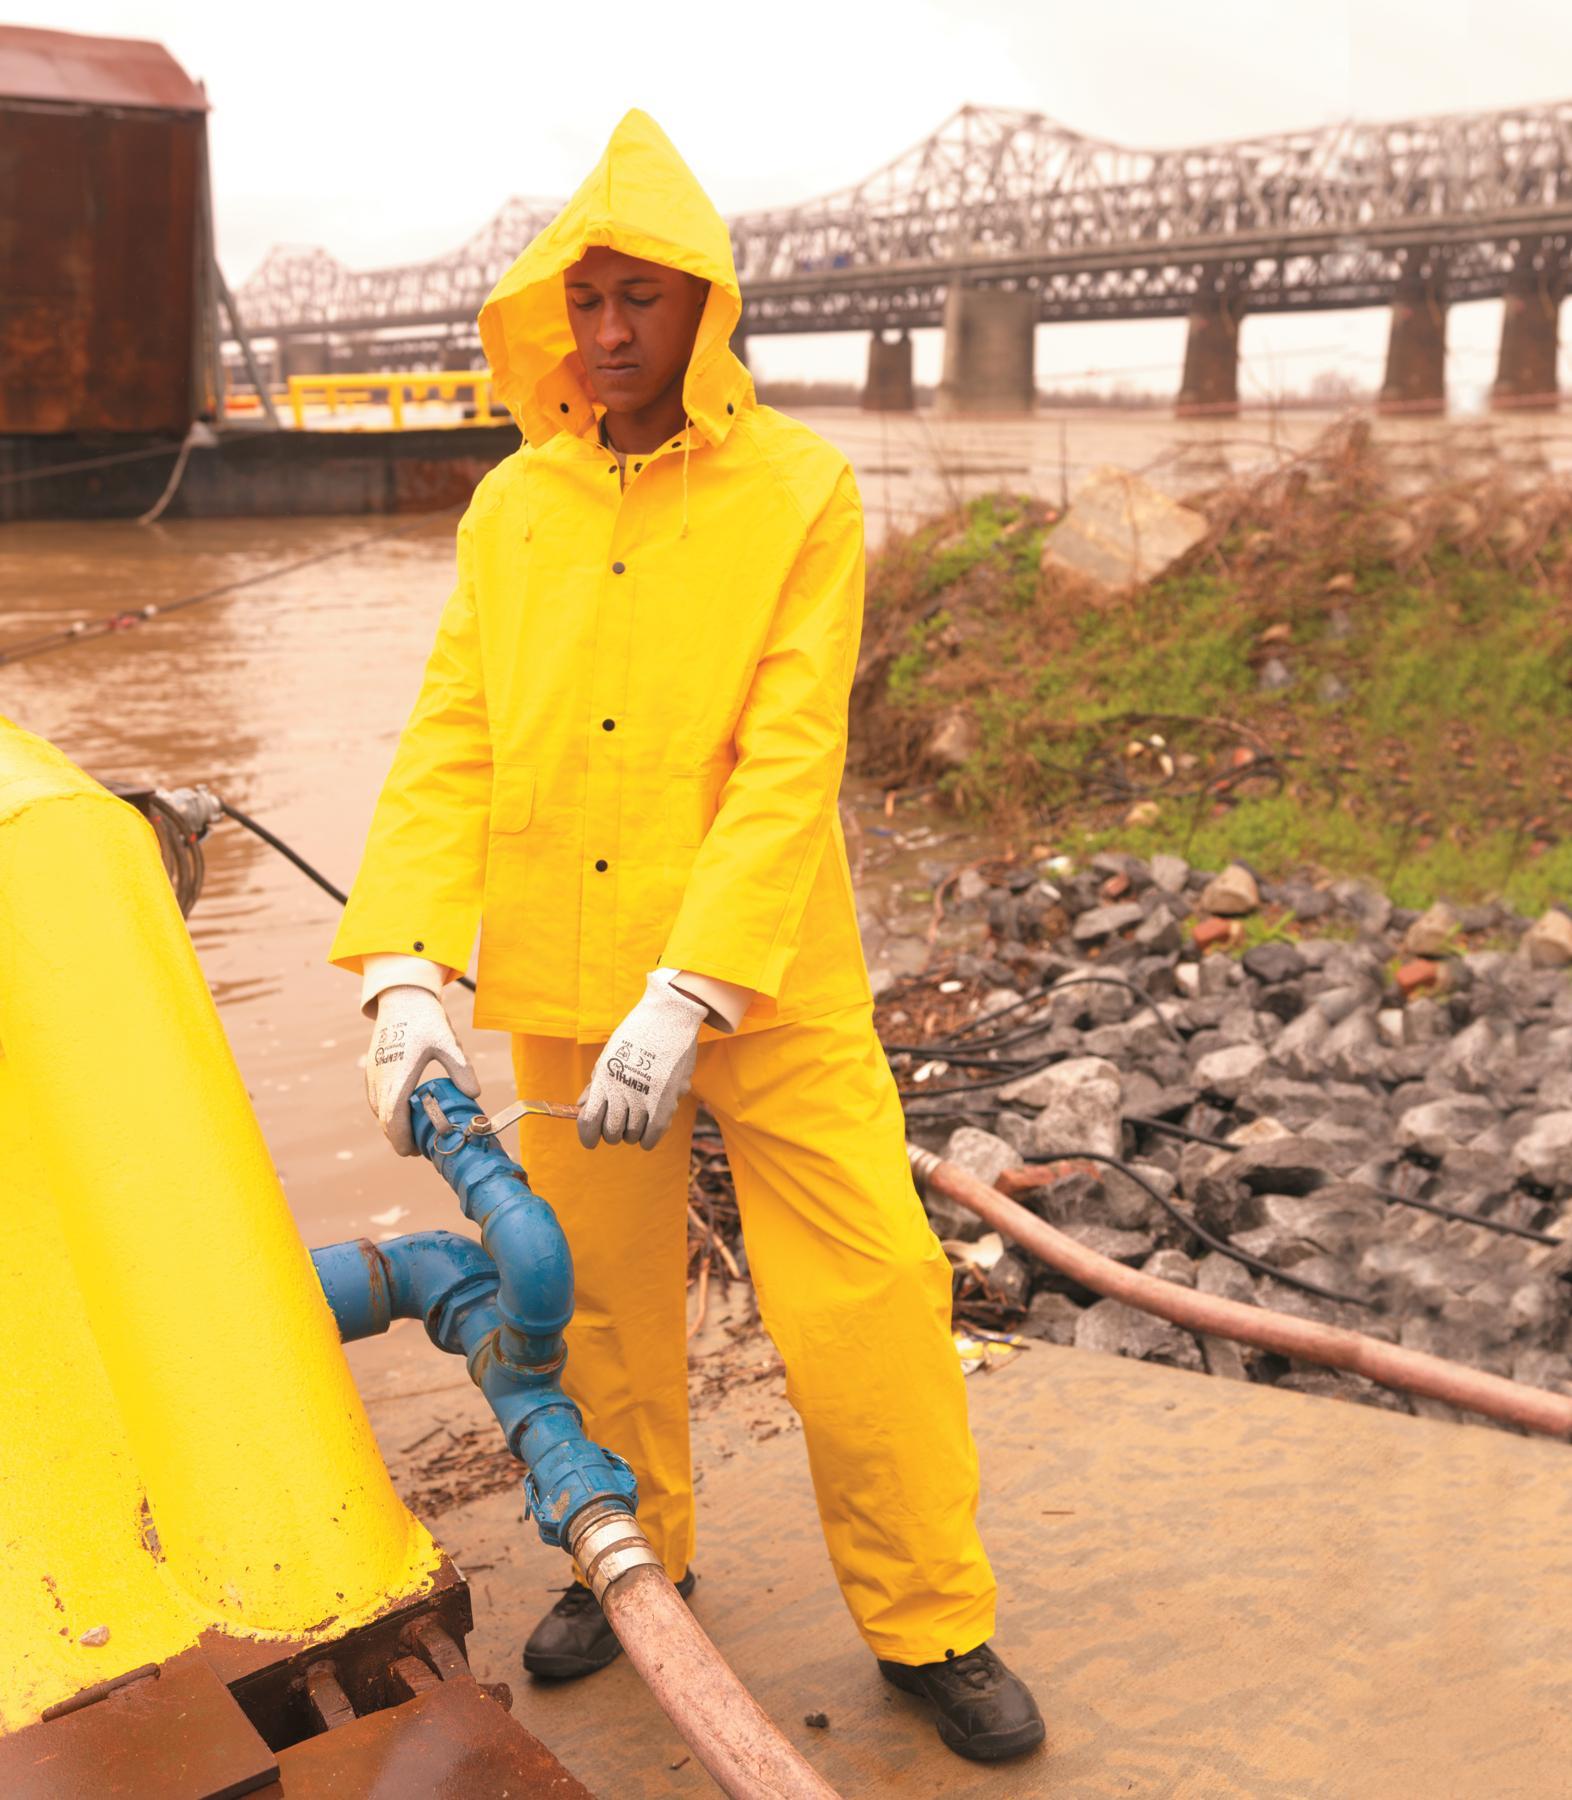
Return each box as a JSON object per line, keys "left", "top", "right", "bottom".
{"left": 1040, "top": 465, "right": 1209, "bottom": 591}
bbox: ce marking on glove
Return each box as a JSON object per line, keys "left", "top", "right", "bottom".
{"left": 373, "top": 1022, "right": 408, "bottom": 1067}
{"left": 606, "top": 1056, "right": 651, "bottom": 1095}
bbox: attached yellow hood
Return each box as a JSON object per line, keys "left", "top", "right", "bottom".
{"left": 479, "top": 109, "right": 752, "bottom": 450}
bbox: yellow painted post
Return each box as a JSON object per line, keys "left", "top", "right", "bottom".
{"left": 0, "top": 722, "right": 441, "bottom": 1728}
{"left": 389, "top": 382, "right": 405, "bottom": 430}
{"left": 288, "top": 376, "right": 306, "bottom": 431}
{"left": 326, "top": 377, "right": 339, "bottom": 416}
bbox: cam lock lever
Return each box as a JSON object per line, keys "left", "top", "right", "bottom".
{"left": 421, "top": 1089, "right": 580, "bottom": 1156}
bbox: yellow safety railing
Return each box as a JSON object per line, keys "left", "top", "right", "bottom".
{"left": 285, "top": 371, "right": 508, "bottom": 430}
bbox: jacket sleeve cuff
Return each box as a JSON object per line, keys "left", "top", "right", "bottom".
{"left": 663, "top": 966, "right": 754, "bottom": 1033}
{"left": 361, "top": 952, "right": 447, "bottom": 1017}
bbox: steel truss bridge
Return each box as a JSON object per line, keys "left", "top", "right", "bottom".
{"left": 235, "top": 101, "right": 1572, "bottom": 355}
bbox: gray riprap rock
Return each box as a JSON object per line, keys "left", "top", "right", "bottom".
{"left": 1022, "top": 1057, "right": 1123, "bottom": 1158}
{"left": 1192, "top": 1170, "right": 1266, "bottom": 1238}
{"left": 1275, "top": 1367, "right": 1409, "bottom": 1413}
{"left": 1245, "top": 1075, "right": 1331, "bottom": 1129}
{"left": 1241, "top": 940, "right": 1306, "bottom": 984}
{"left": 985, "top": 1250, "right": 1033, "bottom": 1310}
{"left": 1403, "top": 901, "right": 1461, "bottom": 958}
{"left": 1151, "top": 852, "right": 1190, "bottom": 894}
{"left": 1402, "top": 997, "right": 1449, "bottom": 1044}
{"left": 1440, "top": 1017, "right": 1517, "bottom": 1092}
{"left": 1134, "top": 909, "right": 1184, "bottom": 955}
{"left": 1057, "top": 1221, "right": 1156, "bottom": 1265}
{"left": 1395, "top": 1095, "right": 1500, "bottom": 1159}
{"left": 1071, "top": 901, "right": 1146, "bottom": 945}
{"left": 1195, "top": 1252, "right": 1259, "bottom": 1305}
{"left": 1521, "top": 908, "right": 1572, "bottom": 968}
{"left": 1198, "top": 863, "right": 1260, "bottom": 917}
{"left": 1102, "top": 1161, "right": 1174, "bottom": 1230}
{"left": 991, "top": 1110, "right": 1034, "bottom": 1156}
{"left": 1259, "top": 1190, "right": 1382, "bottom": 1258}
{"left": 1535, "top": 1068, "right": 1572, "bottom": 1111}
{"left": 1510, "top": 1112, "right": 1572, "bottom": 1189}
{"left": 1229, "top": 1136, "right": 1333, "bottom": 1195}
{"left": 1022, "top": 1290, "right": 1082, "bottom": 1345}
{"left": 921, "top": 1188, "right": 990, "bottom": 1244}
{"left": 1142, "top": 1247, "right": 1198, "bottom": 1287}
{"left": 1331, "top": 879, "right": 1393, "bottom": 935}
{"left": 1073, "top": 1298, "right": 1204, "bottom": 1369}
{"left": 1194, "top": 1042, "right": 1269, "bottom": 1098}
{"left": 1511, "top": 1347, "right": 1572, "bottom": 1393}
{"left": 1311, "top": 984, "right": 1369, "bottom": 1026}
{"left": 1321, "top": 1011, "right": 1386, "bottom": 1080}
{"left": 943, "top": 1126, "right": 1025, "bottom": 1188}
{"left": 1230, "top": 1222, "right": 1318, "bottom": 1267}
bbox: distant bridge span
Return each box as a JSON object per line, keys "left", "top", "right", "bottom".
{"left": 233, "top": 102, "right": 1572, "bottom": 413}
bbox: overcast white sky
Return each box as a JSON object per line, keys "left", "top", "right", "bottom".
{"left": 29, "top": 0, "right": 1572, "bottom": 399}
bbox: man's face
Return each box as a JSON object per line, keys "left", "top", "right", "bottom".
{"left": 564, "top": 247, "right": 709, "bottom": 414}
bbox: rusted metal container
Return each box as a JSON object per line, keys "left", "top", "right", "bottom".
{"left": 0, "top": 26, "right": 216, "bottom": 435}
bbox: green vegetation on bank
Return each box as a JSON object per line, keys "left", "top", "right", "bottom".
{"left": 851, "top": 477, "right": 1572, "bottom": 913}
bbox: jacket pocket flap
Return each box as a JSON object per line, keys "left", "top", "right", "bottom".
{"left": 492, "top": 766, "right": 535, "bottom": 833}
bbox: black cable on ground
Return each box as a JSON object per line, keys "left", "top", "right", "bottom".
{"left": 219, "top": 801, "right": 476, "bottom": 993}
{"left": 1009, "top": 1146, "right": 1370, "bottom": 1308}
{"left": 1125, "top": 1110, "right": 1562, "bottom": 1248}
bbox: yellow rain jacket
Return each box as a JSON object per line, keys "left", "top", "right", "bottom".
{"left": 330, "top": 110, "right": 873, "bottom": 1041}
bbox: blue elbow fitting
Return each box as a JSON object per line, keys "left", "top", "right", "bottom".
{"left": 410, "top": 1078, "right": 575, "bottom": 1369}
{"left": 311, "top": 1231, "right": 498, "bottom": 1350}
{"left": 309, "top": 1079, "right": 639, "bottom": 1548}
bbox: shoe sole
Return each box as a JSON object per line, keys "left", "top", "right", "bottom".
{"left": 523, "top": 1571, "right": 697, "bottom": 1682}
{"left": 522, "top": 1640, "right": 624, "bottom": 1681}
{"left": 879, "top": 1663, "right": 1046, "bottom": 1763}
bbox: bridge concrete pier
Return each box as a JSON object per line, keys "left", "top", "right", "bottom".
{"left": 935, "top": 285, "right": 1035, "bottom": 415}
{"left": 1175, "top": 281, "right": 1241, "bottom": 418}
{"left": 1379, "top": 259, "right": 1447, "bottom": 414}
{"left": 862, "top": 331, "right": 915, "bottom": 411}
{"left": 1492, "top": 242, "right": 1563, "bottom": 409}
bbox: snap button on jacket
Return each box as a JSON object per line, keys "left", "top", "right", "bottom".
{"left": 330, "top": 110, "right": 873, "bottom": 1042}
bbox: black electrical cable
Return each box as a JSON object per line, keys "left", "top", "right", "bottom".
{"left": 903, "top": 971, "right": 1183, "bottom": 1052}
{"left": 219, "top": 801, "right": 476, "bottom": 993}
{"left": 1125, "top": 1110, "right": 1562, "bottom": 1248}
{"left": 145, "top": 793, "right": 205, "bottom": 918}
{"left": 1010, "top": 1147, "right": 1370, "bottom": 1308}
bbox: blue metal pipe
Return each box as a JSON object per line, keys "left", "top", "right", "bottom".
{"left": 309, "top": 1081, "right": 638, "bottom": 1546}
{"left": 409, "top": 1078, "right": 575, "bottom": 1371}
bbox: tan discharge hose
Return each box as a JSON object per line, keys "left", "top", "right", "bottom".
{"left": 909, "top": 1148, "right": 1572, "bottom": 1440}
{"left": 568, "top": 1503, "right": 842, "bottom": 1800}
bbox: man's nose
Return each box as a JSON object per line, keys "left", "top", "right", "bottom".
{"left": 597, "top": 303, "right": 634, "bottom": 351}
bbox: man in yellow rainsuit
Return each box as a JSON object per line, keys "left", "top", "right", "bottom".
{"left": 332, "top": 110, "right": 1043, "bottom": 1763}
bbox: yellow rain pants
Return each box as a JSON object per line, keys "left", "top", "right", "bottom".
{"left": 512, "top": 1004, "right": 996, "bottom": 1665}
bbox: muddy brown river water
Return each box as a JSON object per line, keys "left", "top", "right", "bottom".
{"left": 6, "top": 405, "right": 1568, "bottom": 1250}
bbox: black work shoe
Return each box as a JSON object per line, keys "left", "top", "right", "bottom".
{"left": 523, "top": 1569, "right": 697, "bottom": 1680}
{"left": 878, "top": 1642, "right": 1045, "bottom": 1762}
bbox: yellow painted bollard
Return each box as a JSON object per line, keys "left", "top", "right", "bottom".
{"left": 0, "top": 722, "right": 442, "bottom": 1727}
{"left": 288, "top": 375, "right": 306, "bottom": 430}
{"left": 388, "top": 381, "right": 406, "bottom": 429}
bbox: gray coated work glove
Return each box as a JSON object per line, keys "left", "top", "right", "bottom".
{"left": 366, "top": 985, "right": 481, "bottom": 1156}
{"left": 578, "top": 969, "right": 708, "bottom": 1151}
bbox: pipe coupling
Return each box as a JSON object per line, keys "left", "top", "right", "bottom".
{"left": 907, "top": 1143, "right": 940, "bottom": 1195}
{"left": 568, "top": 1501, "right": 662, "bottom": 1603}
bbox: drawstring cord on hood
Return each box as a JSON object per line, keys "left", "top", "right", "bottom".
{"left": 680, "top": 417, "right": 693, "bottom": 539}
